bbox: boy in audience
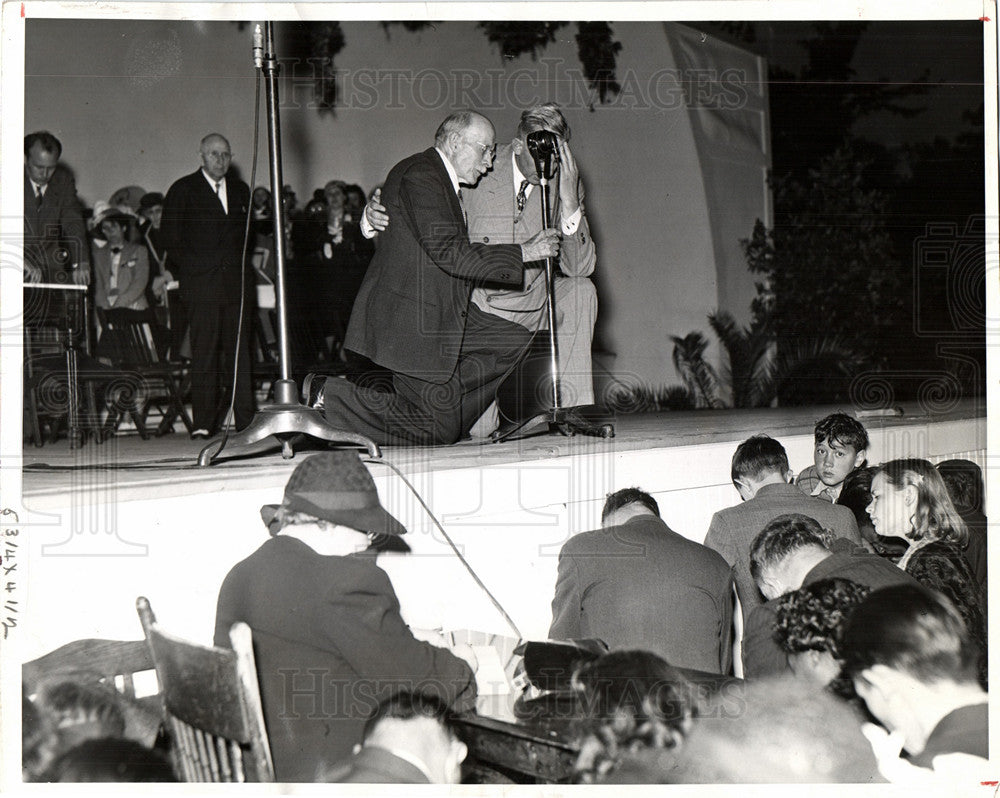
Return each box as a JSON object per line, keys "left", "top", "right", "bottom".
{"left": 797, "top": 413, "right": 870, "bottom": 503}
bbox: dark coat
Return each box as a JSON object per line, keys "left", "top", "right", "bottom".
{"left": 548, "top": 515, "right": 735, "bottom": 674}
{"left": 705, "top": 482, "right": 862, "bottom": 621}
{"left": 908, "top": 703, "right": 988, "bottom": 768}
{"left": 323, "top": 745, "right": 431, "bottom": 783}
{"left": 214, "top": 536, "right": 476, "bottom": 782}
{"left": 345, "top": 148, "right": 523, "bottom": 384}
{"left": 160, "top": 169, "right": 251, "bottom": 304}
{"left": 23, "top": 166, "right": 90, "bottom": 280}
{"left": 741, "top": 546, "right": 921, "bottom": 678}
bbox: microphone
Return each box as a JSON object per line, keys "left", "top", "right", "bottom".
{"left": 252, "top": 23, "right": 264, "bottom": 68}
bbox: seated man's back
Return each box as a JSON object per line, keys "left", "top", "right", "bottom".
{"left": 549, "top": 489, "right": 734, "bottom": 674}
{"left": 705, "top": 436, "right": 861, "bottom": 621}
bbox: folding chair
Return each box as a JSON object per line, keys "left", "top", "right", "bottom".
{"left": 98, "top": 308, "right": 193, "bottom": 437}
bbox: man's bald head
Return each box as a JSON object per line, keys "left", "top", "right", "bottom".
{"left": 199, "top": 133, "right": 232, "bottom": 181}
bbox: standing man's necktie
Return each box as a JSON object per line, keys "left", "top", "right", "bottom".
{"left": 457, "top": 188, "right": 467, "bottom": 225}
{"left": 516, "top": 179, "right": 530, "bottom": 213}
{"left": 35, "top": 187, "right": 44, "bottom": 209}
{"left": 213, "top": 180, "right": 228, "bottom": 213}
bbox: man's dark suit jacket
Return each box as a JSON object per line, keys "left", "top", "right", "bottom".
{"left": 705, "top": 482, "right": 862, "bottom": 621}
{"left": 160, "top": 169, "right": 250, "bottom": 304}
{"left": 345, "top": 147, "right": 523, "bottom": 384}
{"left": 324, "top": 745, "right": 431, "bottom": 783}
{"left": 549, "top": 515, "right": 735, "bottom": 674}
{"left": 741, "top": 546, "right": 920, "bottom": 678}
{"left": 214, "top": 536, "right": 476, "bottom": 782}
{"left": 23, "top": 167, "right": 89, "bottom": 281}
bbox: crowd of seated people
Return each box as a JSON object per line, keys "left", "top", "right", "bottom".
{"left": 22, "top": 410, "right": 989, "bottom": 784}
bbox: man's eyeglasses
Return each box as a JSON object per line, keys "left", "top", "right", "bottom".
{"left": 465, "top": 139, "right": 497, "bottom": 160}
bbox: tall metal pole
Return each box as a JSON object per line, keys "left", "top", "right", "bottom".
{"left": 536, "top": 175, "right": 561, "bottom": 412}
{"left": 261, "top": 21, "right": 293, "bottom": 393}
{"left": 197, "top": 21, "right": 381, "bottom": 464}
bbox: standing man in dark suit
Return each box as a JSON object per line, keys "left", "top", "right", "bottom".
{"left": 161, "top": 133, "right": 254, "bottom": 438}
{"left": 306, "top": 111, "right": 560, "bottom": 446}
{"left": 549, "top": 488, "right": 735, "bottom": 674}
{"left": 23, "top": 131, "right": 90, "bottom": 287}
{"left": 705, "top": 435, "right": 862, "bottom": 623}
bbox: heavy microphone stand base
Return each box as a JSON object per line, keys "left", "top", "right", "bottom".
{"left": 197, "top": 379, "right": 381, "bottom": 466}
{"left": 490, "top": 404, "right": 615, "bottom": 444}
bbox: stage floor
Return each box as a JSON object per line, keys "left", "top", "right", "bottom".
{"left": 20, "top": 400, "right": 984, "bottom": 504}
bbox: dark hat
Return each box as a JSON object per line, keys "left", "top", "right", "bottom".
{"left": 138, "top": 192, "right": 164, "bottom": 212}
{"left": 260, "top": 452, "right": 407, "bottom": 540}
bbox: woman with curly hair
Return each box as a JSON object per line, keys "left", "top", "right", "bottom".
{"left": 774, "top": 577, "right": 870, "bottom": 690}
{"left": 569, "top": 650, "right": 694, "bottom": 784}
{"left": 867, "top": 458, "right": 986, "bottom": 686}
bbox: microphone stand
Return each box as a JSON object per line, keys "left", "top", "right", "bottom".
{"left": 199, "top": 21, "right": 380, "bottom": 465}
{"left": 491, "top": 143, "right": 614, "bottom": 443}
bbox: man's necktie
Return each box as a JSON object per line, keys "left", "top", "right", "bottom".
{"left": 35, "top": 187, "right": 44, "bottom": 209}
{"left": 457, "top": 188, "right": 467, "bottom": 225}
{"left": 213, "top": 180, "right": 222, "bottom": 195}
{"left": 516, "top": 179, "right": 529, "bottom": 213}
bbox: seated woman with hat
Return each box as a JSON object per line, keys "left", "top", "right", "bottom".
{"left": 214, "top": 452, "right": 479, "bottom": 782}
{"left": 90, "top": 202, "right": 148, "bottom": 312}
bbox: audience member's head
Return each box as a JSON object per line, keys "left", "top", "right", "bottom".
{"left": 868, "top": 459, "right": 967, "bottom": 545}
{"left": 252, "top": 186, "right": 271, "bottom": 211}
{"left": 837, "top": 466, "right": 877, "bottom": 534}
{"left": 303, "top": 198, "right": 327, "bottom": 220}
{"left": 570, "top": 650, "right": 694, "bottom": 784}
{"left": 199, "top": 133, "right": 232, "bottom": 181}
{"left": 774, "top": 577, "right": 871, "bottom": 688}
{"left": 812, "top": 413, "right": 869, "bottom": 490}
{"left": 26, "top": 677, "right": 128, "bottom": 779}
{"left": 90, "top": 202, "right": 137, "bottom": 245}
{"left": 668, "top": 677, "right": 881, "bottom": 783}
{"left": 260, "top": 452, "right": 409, "bottom": 553}
{"left": 749, "top": 513, "right": 834, "bottom": 600}
{"left": 731, "top": 435, "right": 791, "bottom": 500}
{"left": 138, "top": 192, "right": 164, "bottom": 229}
{"left": 323, "top": 180, "right": 347, "bottom": 214}
{"left": 41, "top": 737, "right": 177, "bottom": 782}
{"left": 935, "top": 459, "right": 985, "bottom": 517}
{"left": 343, "top": 184, "right": 366, "bottom": 221}
{"left": 841, "top": 584, "right": 984, "bottom": 756}
{"left": 348, "top": 691, "right": 466, "bottom": 784}
{"left": 24, "top": 131, "right": 62, "bottom": 186}
{"left": 601, "top": 488, "right": 660, "bottom": 527}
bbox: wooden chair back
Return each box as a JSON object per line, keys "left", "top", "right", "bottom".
{"left": 135, "top": 596, "right": 274, "bottom": 782}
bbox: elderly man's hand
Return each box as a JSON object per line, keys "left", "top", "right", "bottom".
{"left": 520, "top": 228, "right": 561, "bottom": 262}
{"left": 363, "top": 188, "right": 389, "bottom": 234}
